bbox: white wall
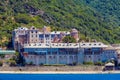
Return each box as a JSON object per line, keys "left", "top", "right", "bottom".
{"left": 24, "top": 54, "right": 78, "bottom": 65}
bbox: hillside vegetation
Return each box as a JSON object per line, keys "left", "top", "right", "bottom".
{"left": 82, "top": 0, "right": 120, "bottom": 27}
{"left": 0, "top": 0, "right": 120, "bottom": 48}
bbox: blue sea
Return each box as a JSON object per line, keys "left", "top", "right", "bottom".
{"left": 0, "top": 73, "right": 119, "bottom": 80}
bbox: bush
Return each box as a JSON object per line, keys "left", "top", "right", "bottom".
{"left": 0, "top": 61, "right": 3, "bottom": 66}
{"left": 9, "top": 60, "right": 17, "bottom": 67}
{"left": 83, "top": 62, "right": 94, "bottom": 65}
{"left": 67, "top": 62, "right": 77, "bottom": 66}
{"left": 73, "top": 62, "right": 77, "bottom": 66}
{"left": 62, "top": 36, "right": 76, "bottom": 43}
{"left": 94, "top": 61, "right": 103, "bottom": 66}
{"left": 29, "top": 61, "right": 33, "bottom": 65}
{"left": 0, "top": 54, "right": 5, "bottom": 58}
{"left": 39, "top": 63, "right": 44, "bottom": 66}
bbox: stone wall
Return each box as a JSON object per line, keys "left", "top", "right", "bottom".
{"left": 0, "top": 66, "right": 103, "bottom": 71}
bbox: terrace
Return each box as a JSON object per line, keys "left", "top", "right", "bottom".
{"left": 23, "top": 42, "right": 108, "bottom": 49}
{"left": 23, "top": 43, "right": 79, "bottom": 48}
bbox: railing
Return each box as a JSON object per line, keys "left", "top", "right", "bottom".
{"left": 23, "top": 42, "right": 108, "bottom": 48}
{"left": 23, "top": 43, "right": 79, "bottom": 48}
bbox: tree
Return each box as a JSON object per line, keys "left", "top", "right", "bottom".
{"left": 0, "top": 61, "right": 3, "bottom": 66}
{"left": 8, "top": 60, "right": 16, "bottom": 66}
{"left": 62, "top": 36, "right": 76, "bottom": 43}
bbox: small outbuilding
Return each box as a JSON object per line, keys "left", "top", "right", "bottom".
{"left": 104, "top": 62, "right": 115, "bottom": 71}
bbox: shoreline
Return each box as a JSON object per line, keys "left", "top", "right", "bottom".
{"left": 0, "top": 71, "right": 120, "bottom": 74}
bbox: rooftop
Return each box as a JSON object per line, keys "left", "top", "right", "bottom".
{"left": 0, "top": 50, "right": 15, "bottom": 54}
{"left": 14, "top": 27, "right": 28, "bottom": 31}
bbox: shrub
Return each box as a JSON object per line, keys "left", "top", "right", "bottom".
{"left": 39, "top": 63, "right": 44, "bottom": 66}
{"left": 62, "top": 36, "right": 76, "bottom": 43}
{"left": 0, "top": 54, "right": 5, "bottom": 58}
{"left": 8, "top": 60, "right": 17, "bottom": 66}
{"left": 29, "top": 61, "right": 33, "bottom": 65}
{"left": 0, "top": 61, "right": 3, "bottom": 66}
{"left": 94, "top": 61, "right": 103, "bottom": 66}
{"left": 73, "top": 62, "right": 77, "bottom": 66}
{"left": 83, "top": 62, "right": 94, "bottom": 65}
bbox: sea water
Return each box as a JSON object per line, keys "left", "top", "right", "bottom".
{"left": 0, "top": 73, "right": 119, "bottom": 80}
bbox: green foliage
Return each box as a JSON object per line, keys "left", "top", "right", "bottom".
{"left": 94, "top": 61, "right": 103, "bottom": 66}
{"left": 82, "top": 0, "right": 120, "bottom": 27}
{"left": 15, "top": 14, "right": 33, "bottom": 24}
{"left": 8, "top": 60, "right": 17, "bottom": 66}
{"left": 0, "top": 54, "right": 5, "bottom": 58}
{"left": 39, "top": 63, "right": 44, "bottom": 66}
{"left": 16, "top": 53, "right": 26, "bottom": 66}
{"left": 0, "top": 0, "right": 120, "bottom": 48}
{"left": 83, "top": 62, "right": 94, "bottom": 65}
{"left": 15, "top": 52, "right": 19, "bottom": 57}
{"left": 63, "top": 36, "right": 76, "bottom": 43}
{"left": 29, "top": 61, "right": 33, "bottom": 65}
{"left": 0, "top": 61, "right": 3, "bottom": 66}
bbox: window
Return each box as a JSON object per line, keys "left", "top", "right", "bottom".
{"left": 39, "top": 56, "right": 42, "bottom": 58}
{"left": 53, "top": 56, "right": 56, "bottom": 58}
{"left": 49, "top": 56, "right": 52, "bottom": 59}
{"left": 59, "top": 56, "right": 62, "bottom": 58}
{"left": 70, "top": 56, "right": 73, "bottom": 60}
{"left": 64, "top": 56, "right": 66, "bottom": 58}
{"left": 74, "top": 56, "right": 77, "bottom": 59}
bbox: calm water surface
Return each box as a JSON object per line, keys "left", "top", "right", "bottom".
{"left": 0, "top": 73, "right": 120, "bottom": 80}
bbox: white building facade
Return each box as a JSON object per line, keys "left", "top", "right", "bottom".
{"left": 22, "top": 42, "right": 108, "bottom": 65}
{"left": 12, "top": 26, "right": 119, "bottom": 65}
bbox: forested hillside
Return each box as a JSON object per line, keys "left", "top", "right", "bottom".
{"left": 82, "top": 0, "right": 120, "bottom": 27}
{"left": 0, "top": 0, "right": 120, "bottom": 48}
